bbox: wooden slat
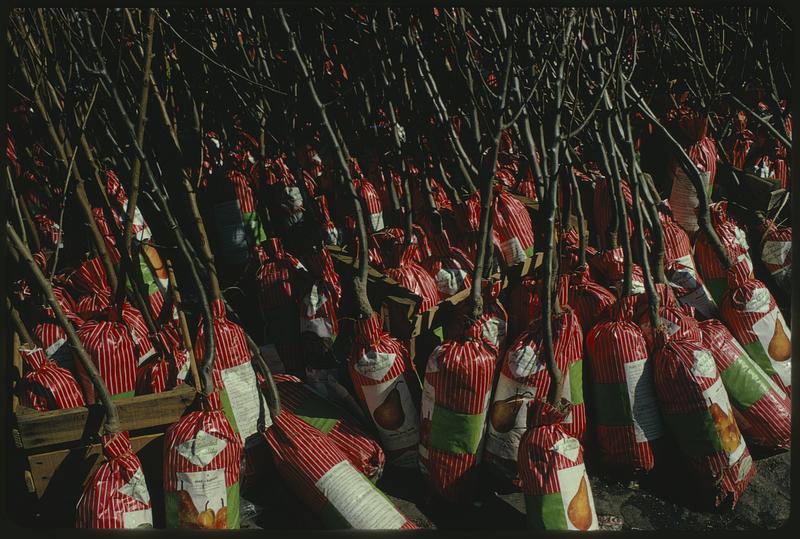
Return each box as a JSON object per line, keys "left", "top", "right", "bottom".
{"left": 15, "top": 383, "right": 196, "bottom": 452}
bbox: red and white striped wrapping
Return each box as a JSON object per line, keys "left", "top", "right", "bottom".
{"left": 298, "top": 248, "right": 342, "bottom": 350}
{"left": 506, "top": 276, "right": 542, "bottom": 342}
{"left": 76, "top": 431, "right": 153, "bottom": 528}
{"left": 265, "top": 410, "right": 418, "bottom": 529}
{"left": 315, "top": 195, "right": 340, "bottom": 246}
{"left": 655, "top": 206, "right": 718, "bottom": 319}
{"left": 420, "top": 228, "right": 474, "bottom": 301}
{"left": 76, "top": 308, "right": 138, "bottom": 402}
{"left": 720, "top": 260, "right": 791, "bottom": 396}
{"left": 453, "top": 192, "right": 482, "bottom": 258}
{"left": 699, "top": 319, "right": 791, "bottom": 452}
{"left": 518, "top": 400, "right": 598, "bottom": 530}
{"left": 136, "top": 322, "right": 190, "bottom": 395}
{"left": 194, "top": 299, "right": 269, "bottom": 444}
{"left": 694, "top": 201, "right": 753, "bottom": 304}
{"left": 419, "top": 321, "right": 497, "bottom": 503}
{"left": 253, "top": 239, "right": 306, "bottom": 373}
{"left": 275, "top": 374, "right": 385, "bottom": 480}
{"left": 121, "top": 301, "right": 157, "bottom": 365}
{"left": 592, "top": 173, "right": 634, "bottom": 251}
{"left": 476, "top": 280, "right": 509, "bottom": 355}
{"left": 727, "top": 111, "right": 753, "bottom": 170}
{"left": 71, "top": 257, "right": 113, "bottom": 319}
{"left": 163, "top": 392, "right": 243, "bottom": 529}
{"left": 19, "top": 346, "right": 85, "bottom": 411}
{"left": 652, "top": 329, "right": 756, "bottom": 509}
{"left": 485, "top": 308, "right": 586, "bottom": 481}
{"left": 636, "top": 284, "right": 702, "bottom": 353}
{"left": 384, "top": 243, "right": 440, "bottom": 314}
{"left": 585, "top": 296, "right": 663, "bottom": 474}
{"left": 372, "top": 225, "right": 432, "bottom": 267}
{"left": 347, "top": 313, "right": 420, "bottom": 467}
{"left": 492, "top": 185, "right": 535, "bottom": 267}
{"left": 587, "top": 247, "right": 646, "bottom": 298}
{"left": 559, "top": 229, "right": 597, "bottom": 276}
{"left": 667, "top": 111, "right": 718, "bottom": 235}
{"left": 757, "top": 219, "right": 791, "bottom": 295}
{"left": 352, "top": 176, "right": 385, "bottom": 233}
{"left": 566, "top": 267, "right": 616, "bottom": 335}
{"left": 32, "top": 213, "right": 63, "bottom": 249}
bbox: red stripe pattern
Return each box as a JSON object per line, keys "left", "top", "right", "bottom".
{"left": 420, "top": 321, "right": 498, "bottom": 503}
{"left": 492, "top": 186, "right": 535, "bottom": 267}
{"left": 757, "top": 219, "right": 791, "bottom": 295}
{"left": 76, "top": 431, "right": 153, "bottom": 528}
{"left": 76, "top": 310, "right": 138, "bottom": 402}
{"left": 652, "top": 328, "right": 756, "bottom": 508}
{"left": 699, "top": 319, "right": 791, "bottom": 451}
{"left": 566, "top": 267, "right": 616, "bottom": 335}
{"left": 348, "top": 313, "right": 420, "bottom": 467}
{"left": 518, "top": 400, "right": 598, "bottom": 530}
{"left": 695, "top": 202, "right": 753, "bottom": 301}
{"left": 163, "top": 392, "right": 242, "bottom": 529}
{"left": 19, "top": 346, "right": 85, "bottom": 411}
{"left": 593, "top": 173, "right": 634, "bottom": 251}
{"left": 585, "top": 296, "right": 662, "bottom": 473}
{"left": 720, "top": 260, "right": 792, "bottom": 395}
{"left": 275, "top": 374, "right": 385, "bottom": 480}
{"left": 265, "top": 410, "right": 417, "bottom": 529}
{"left": 384, "top": 243, "right": 440, "bottom": 314}
{"left": 588, "top": 247, "right": 646, "bottom": 298}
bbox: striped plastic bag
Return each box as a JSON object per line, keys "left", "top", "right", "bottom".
{"left": 265, "top": 409, "right": 418, "bottom": 529}
{"left": 485, "top": 307, "right": 586, "bottom": 481}
{"left": 757, "top": 219, "right": 791, "bottom": 295}
{"left": 419, "top": 321, "right": 496, "bottom": 503}
{"left": 593, "top": 173, "right": 633, "bottom": 251}
{"left": 76, "top": 308, "right": 139, "bottom": 402}
{"left": 385, "top": 243, "right": 440, "bottom": 314}
{"left": 566, "top": 267, "right": 616, "bottom": 335}
{"left": 652, "top": 328, "right": 756, "bottom": 508}
{"left": 353, "top": 176, "right": 385, "bottom": 233}
{"left": 518, "top": 400, "right": 598, "bottom": 531}
{"left": 348, "top": 313, "right": 420, "bottom": 468}
{"left": 19, "top": 346, "right": 85, "bottom": 411}
{"left": 637, "top": 286, "right": 703, "bottom": 354}
{"left": 275, "top": 374, "right": 385, "bottom": 481}
{"left": 699, "top": 319, "right": 790, "bottom": 451}
{"left": 299, "top": 247, "right": 342, "bottom": 357}
{"left": 492, "top": 185, "right": 535, "bottom": 267}
{"left": 656, "top": 206, "right": 718, "bottom": 319}
{"left": 587, "top": 247, "right": 645, "bottom": 298}
{"left": 76, "top": 431, "right": 153, "bottom": 528}
{"left": 695, "top": 201, "right": 753, "bottom": 304}
{"left": 194, "top": 299, "right": 270, "bottom": 446}
{"left": 163, "top": 392, "right": 243, "bottom": 529}
{"left": 720, "top": 260, "right": 791, "bottom": 396}
{"left": 420, "top": 228, "right": 474, "bottom": 301}
{"left": 585, "top": 295, "right": 664, "bottom": 474}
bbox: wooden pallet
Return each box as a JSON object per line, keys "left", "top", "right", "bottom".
{"left": 9, "top": 333, "right": 196, "bottom": 525}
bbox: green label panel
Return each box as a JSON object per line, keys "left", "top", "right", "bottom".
{"left": 592, "top": 382, "right": 633, "bottom": 427}
{"left": 430, "top": 405, "right": 486, "bottom": 455}
{"left": 525, "top": 492, "right": 567, "bottom": 530}
{"left": 720, "top": 354, "right": 772, "bottom": 410}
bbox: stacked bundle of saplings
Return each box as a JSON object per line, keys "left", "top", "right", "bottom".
{"left": 5, "top": 6, "right": 791, "bottom": 531}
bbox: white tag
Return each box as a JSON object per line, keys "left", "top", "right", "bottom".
{"left": 300, "top": 317, "right": 334, "bottom": 338}
{"left": 315, "top": 461, "right": 406, "bottom": 529}
{"left": 624, "top": 359, "right": 664, "bottom": 442}
{"left": 122, "top": 508, "right": 153, "bottom": 528}
{"left": 369, "top": 212, "right": 385, "bottom": 232}
{"left": 220, "top": 362, "right": 262, "bottom": 441}
{"left": 744, "top": 288, "right": 772, "bottom": 314}
{"left": 551, "top": 435, "right": 581, "bottom": 462}
{"left": 118, "top": 467, "right": 151, "bottom": 504}
{"left": 435, "top": 268, "right": 467, "bottom": 297}
{"left": 482, "top": 317, "right": 506, "bottom": 348}
{"left": 691, "top": 349, "right": 718, "bottom": 379}
{"left": 304, "top": 284, "right": 328, "bottom": 315}
{"left": 354, "top": 349, "right": 397, "bottom": 381}
{"left": 500, "top": 237, "right": 526, "bottom": 266}
{"left": 177, "top": 429, "right": 228, "bottom": 467}
{"left": 762, "top": 241, "right": 791, "bottom": 266}
{"left": 508, "top": 344, "right": 544, "bottom": 379}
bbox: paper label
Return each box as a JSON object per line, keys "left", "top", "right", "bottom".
{"left": 551, "top": 436, "right": 581, "bottom": 462}
{"left": 703, "top": 378, "right": 746, "bottom": 466}
{"left": 435, "top": 268, "right": 468, "bottom": 297}
{"left": 304, "top": 284, "right": 328, "bottom": 316}
{"left": 691, "top": 349, "right": 718, "bottom": 379}
{"left": 175, "top": 469, "right": 227, "bottom": 527}
{"left": 482, "top": 316, "right": 507, "bottom": 349}
{"left": 669, "top": 165, "right": 701, "bottom": 233}
{"left": 284, "top": 186, "right": 303, "bottom": 210}
{"left": 122, "top": 508, "right": 153, "bottom": 528}
{"left": 485, "top": 374, "right": 532, "bottom": 460}
{"left": 177, "top": 430, "right": 228, "bottom": 467}
{"left": 300, "top": 317, "right": 334, "bottom": 339}
{"left": 508, "top": 344, "right": 545, "bottom": 379}
{"left": 762, "top": 241, "right": 791, "bottom": 266}
{"left": 316, "top": 460, "right": 406, "bottom": 529}
{"left": 213, "top": 200, "right": 248, "bottom": 264}
{"left": 500, "top": 237, "right": 526, "bottom": 265}
{"left": 623, "top": 359, "right": 664, "bottom": 443}
{"left": 419, "top": 378, "right": 435, "bottom": 463}
{"left": 737, "top": 454, "right": 753, "bottom": 483}
{"left": 176, "top": 351, "right": 191, "bottom": 382}
{"left": 44, "top": 336, "right": 67, "bottom": 360}
{"left": 751, "top": 308, "right": 792, "bottom": 386}
{"left": 361, "top": 376, "right": 419, "bottom": 453}
{"left": 353, "top": 349, "right": 397, "bottom": 381}
{"left": 556, "top": 464, "right": 599, "bottom": 531}
{"left": 744, "top": 287, "right": 772, "bottom": 314}
{"left": 118, "top": 467, "right": 151, "bottom": 504}
{"left": 221, "top": 362, "right": 263, "bottom": 441}
{"left": 369, "top": 212, "right": 385, "bottom": 232}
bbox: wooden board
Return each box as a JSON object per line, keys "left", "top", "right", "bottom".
{"left": 14, "top": 383, "right": 195, "bottom": 452}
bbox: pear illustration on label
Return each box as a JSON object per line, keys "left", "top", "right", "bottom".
{"left": 214, "top": 499, "right": 228, "bottom": 529}
{"left": 768, "top": 317, "right": 791, "bottom": 362}
{"left": 176, "top": 488, "right": 199, "bottom": 528}
{"left": 374, "top": 382, "right": 405, "bottom": 430}
{"left": 567, "top": 475, "right": 593, "bottom": 530}
{"left": 197, "top": 501, "right": 215, "bottom": 528}
{"left": 710, "top": 402, "right": 741, "bottom": 454}
{"left": 490, "top": 395, "right": 526, "bottom": 433}
{"left": 142, "top": 242, "right": 168, "bottom": 282}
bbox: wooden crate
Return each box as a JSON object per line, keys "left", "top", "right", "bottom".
{"left": 9, "top": 333, "right": 196, "bottom": 525}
